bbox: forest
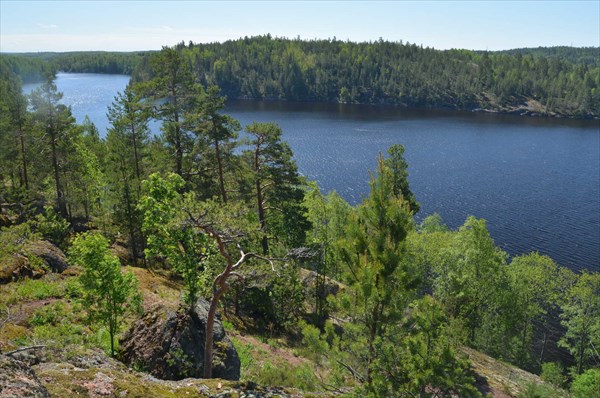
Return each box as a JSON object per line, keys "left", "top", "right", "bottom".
{"left": 2, "top": 36, "right": 599, "bottom": 117}
{"left": 0, "top": 44, "right": 599, "bottom": 397}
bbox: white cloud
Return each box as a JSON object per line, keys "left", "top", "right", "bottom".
{"left": 37, "top": 23, "right": 58, "bottom": 29}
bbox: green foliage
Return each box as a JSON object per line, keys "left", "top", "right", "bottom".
{"left": 433, "top": 216, "right": 512, "bottom": 355}
{"left": 270, "top": 263, "right": 305, "bottom": 331}
{"left": 418, "top": 212, "right": 448, "bottom": 233}
{"left": 30, "top": 206, "right": 70, "bottom": 248}
{"left": 385, "top": 144, "right": 419, "bottom": 214}
{"left": 69, "top": 232, "right": 142, "bottom": 356}
{"left": 299, "top": 320, "right": 331, "bottom": 364}
{"left": 32, "top": 322, "right": 86, "bottom": 349}
{"left": 303, "top": 181, "right": 352, "bottom": 287}
{"left": 2, "top": 44, "right": 599, "bottom": 392}
{"left": 30, "top": 302, "right": 66, "bottom": 326}
{"left": 106, "top": 84, "right": 151, "bottom": 264}
{"left": 372, "top": 296, "right": 480, "bottom": 397}
{"left": 1, "top": 52, "right": 141, "bottom": 79}
{"left": 184, "top": 84, "right": 241, "bottom": 202}
{"left": 516, "top": 382, "right": 562, "bottom": 398}
{"left": 230, "top": 337, "right": 255, "bottom": 377}
{"left": 330, "top": 153, "right": 420, "bottom": 390}
{"left": 143, "top": 47, "right": 196, "bottom": 176}
{"left": 0, "top": 222, "right": 38, "bottom": 262}
{"left": 507, "top": 253, "right": 575, "bottom": 369}
{"left": 0, "top": 53, "right": 55, "bottom": 83}
{"left": 244, "top": 122, "right": 310, "bottom": 255}
{"left": 139, "top": 173, "right": 213, "bottom": 306}
{"left": 559, "top": 272, "right": 600, "bottom": 374}
{"left": 254, "top": 362, "right": 318, "bottom": 391}
{"left": 16, "top": 278, "right": 63, "bottom": 300}
{"left": 134, "top": 38, "right": 599, "bottom": 117}
{"left": 570, "top": 368, "right": 600, "bottom": 398}
{"left": 540, "top": 362, "right": 567, "bottom": 389}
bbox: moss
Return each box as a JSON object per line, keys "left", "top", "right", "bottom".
{"left": 0, "top": 323, "right": 30, "bottom": 351}
{"left": 36, "top": 363, "right": 241, "bottom": 398}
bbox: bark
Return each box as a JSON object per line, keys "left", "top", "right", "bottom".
{"left": 131, "top": 124, "right": 142, "bottom": 199}
{"left": 214, "top": 133, "right": 228, "bottom": 203}
{"left": 49, "top": 129, "right": 67, "bottom": 218}
{"left": 254, "top": 141, "right": 268, "bottom": 255}
{"left": 18, "top": 127, "right": 29, "bottom": 190}
{"left": 196, "top": 221, "right": 266, "bottom": 378}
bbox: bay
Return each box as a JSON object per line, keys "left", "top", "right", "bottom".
{"left": 23, "top": 73, "right": 600, "bottom": 272}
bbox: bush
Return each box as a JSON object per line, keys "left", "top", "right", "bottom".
{"left": 16, "top": 279, "right": 63, "bottom": 300}
{"left": 230, "top": 337, "right": 254, "bottom": 378}
{"left": 31, "top": 206, "right": 70, "bottom": 248}
{"left": 517, "top": 382, "right": 561, "bottom": 398}
{"left": 571, "top": 368, "right": 600, "bottom": 398}
{"left": 300, "top": 321, "right": 328, "bottom": 364}
{"left": 541, "top": 362, "right": 567, "bottom": 388}
{"left": 30, "top": 303, "right": 66, "bottom": 326}
{"left": 254, "top": 362, "right": 318, "bottom": 391}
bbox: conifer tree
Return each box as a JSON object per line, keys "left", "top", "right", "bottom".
{"left": 29, "top": 76, "right": 76, "bottom": 219}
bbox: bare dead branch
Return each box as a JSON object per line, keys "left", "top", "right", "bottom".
{"left": 4, "top": 345, "right": 45, "bottom": 357}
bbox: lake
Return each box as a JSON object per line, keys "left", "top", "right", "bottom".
{"left": 24, "top": 73, "right": 600, "bottom": 273}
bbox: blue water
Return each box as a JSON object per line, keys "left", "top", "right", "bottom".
{"left": 23, "top": 73, "right": 131, "bottom": 134}
{"left": 23, "top": 74, "right": 600, "bottom": 272}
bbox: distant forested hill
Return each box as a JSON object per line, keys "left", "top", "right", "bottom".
{"left": 0, "top": 51, "right": 147, "bottom": 82}
{"left": 2, "top": 37, "right": 598, "bottom": 117}
{"left": 133, "top": 37, "right": 599, "bottom": 117}
{"left": 494, "top": 46, "right": 600, "bottom": 66}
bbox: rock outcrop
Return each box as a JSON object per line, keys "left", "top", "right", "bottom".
{"left": 0, "top": 355, "right": 50, "bottom": 398}
{"left": 0, "top": 240, "right": 68, "bottom": 284}
{"left": 120, "top": 299, "right": 240, "bottom": 381}
{"left": 26, "top": 240, "right": 69, "bottom": 273}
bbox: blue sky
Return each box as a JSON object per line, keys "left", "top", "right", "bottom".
{"left": 1, "top": 1, "right": 598, "bottom": 52}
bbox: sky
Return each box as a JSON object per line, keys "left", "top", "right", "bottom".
{"left": 1, "top": 1, "right": 599, "bottom": 52}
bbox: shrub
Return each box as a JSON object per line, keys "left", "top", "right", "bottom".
{"left": 254, "top": 362, "right": 319, "bottom": 391}
{"left": 571, "top": 368, "right": 600, "bottom": 398}
{"left": 16, "top": 279, "right": 63, "bottom": 300}
{"left": 30, "top": 303, "right": 66, "bottom": 326}
{"left": 31, "top": 206, "right": 70, "bottom": 248}
{"left": 517, "top": 382, "right": 562, "bottom": 398}
{"left": 541, "top": 362, "right": 567, "bottom": 389}
{"left": 300, "top": 321, "right": 328, "bottom": 364}
{"left": 230, "top": 337, "right": 255, "bottom": 378}
{"left": 69, "top": 232, "right": 141, "bottom": 357}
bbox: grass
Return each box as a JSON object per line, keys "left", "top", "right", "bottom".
{"left": 35, "top": 364, "right": 234, "bottom": 398}
{"left": 253, "top": 361, "right": 319, "bottom": 391}
{"left": 14, "top": 277, "right": 64, "bottom": 301}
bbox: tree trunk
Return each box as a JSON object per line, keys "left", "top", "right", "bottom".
{"left": 539, "top": 330, "right": 547, "bottom": 366}
{"left": 203, "top": 285, "right": 226, "bottom": 379}
{"left": 50, "top": 130, "right": 67, "bottom": 218}
{"left": 214, "top": 133, "right": 227, "bottom": 203}
{"left": 257, "top": 179, "right": 268, "bottom": 255}
{"left": 171, "top": 84, "right": 183, "bottom": 178}
{"left": 175, "top": 125, "right": 183, "bottom": 177}
{"left": 254, "top": 144, "right": 268, "bottom": 255}
{"left": 366, "top": 300, "right": 380, "bottom": 388}
{"left": 18, "top": 127, "right": 29, "bottom": 190}
{"left": 131, "top": 125, "right": 142, "bottom": 199}
{"left": 122, "top": 169, "right": 139, "bottom": 267}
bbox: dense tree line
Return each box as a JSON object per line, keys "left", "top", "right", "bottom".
{"left": 1, "top": 45, "right": 598, "bottom": 396}
{"left": 3, "top": 37, "right": 598, "bottom": 116}
{"left": 495, "top": 46, "right": 600, "bottom": 67}
{"left": 0, "top": 51, "right": 146, "bottom": 82}
{"left": 0, "top": 54, "right": 56, "bottom": 83}
{"left": 130, "top": 37, "right": 600, "bottom": 117}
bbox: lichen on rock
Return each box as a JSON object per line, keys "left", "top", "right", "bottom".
{"left": 120, "top": 299, "right": 240, "bottom": 381}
